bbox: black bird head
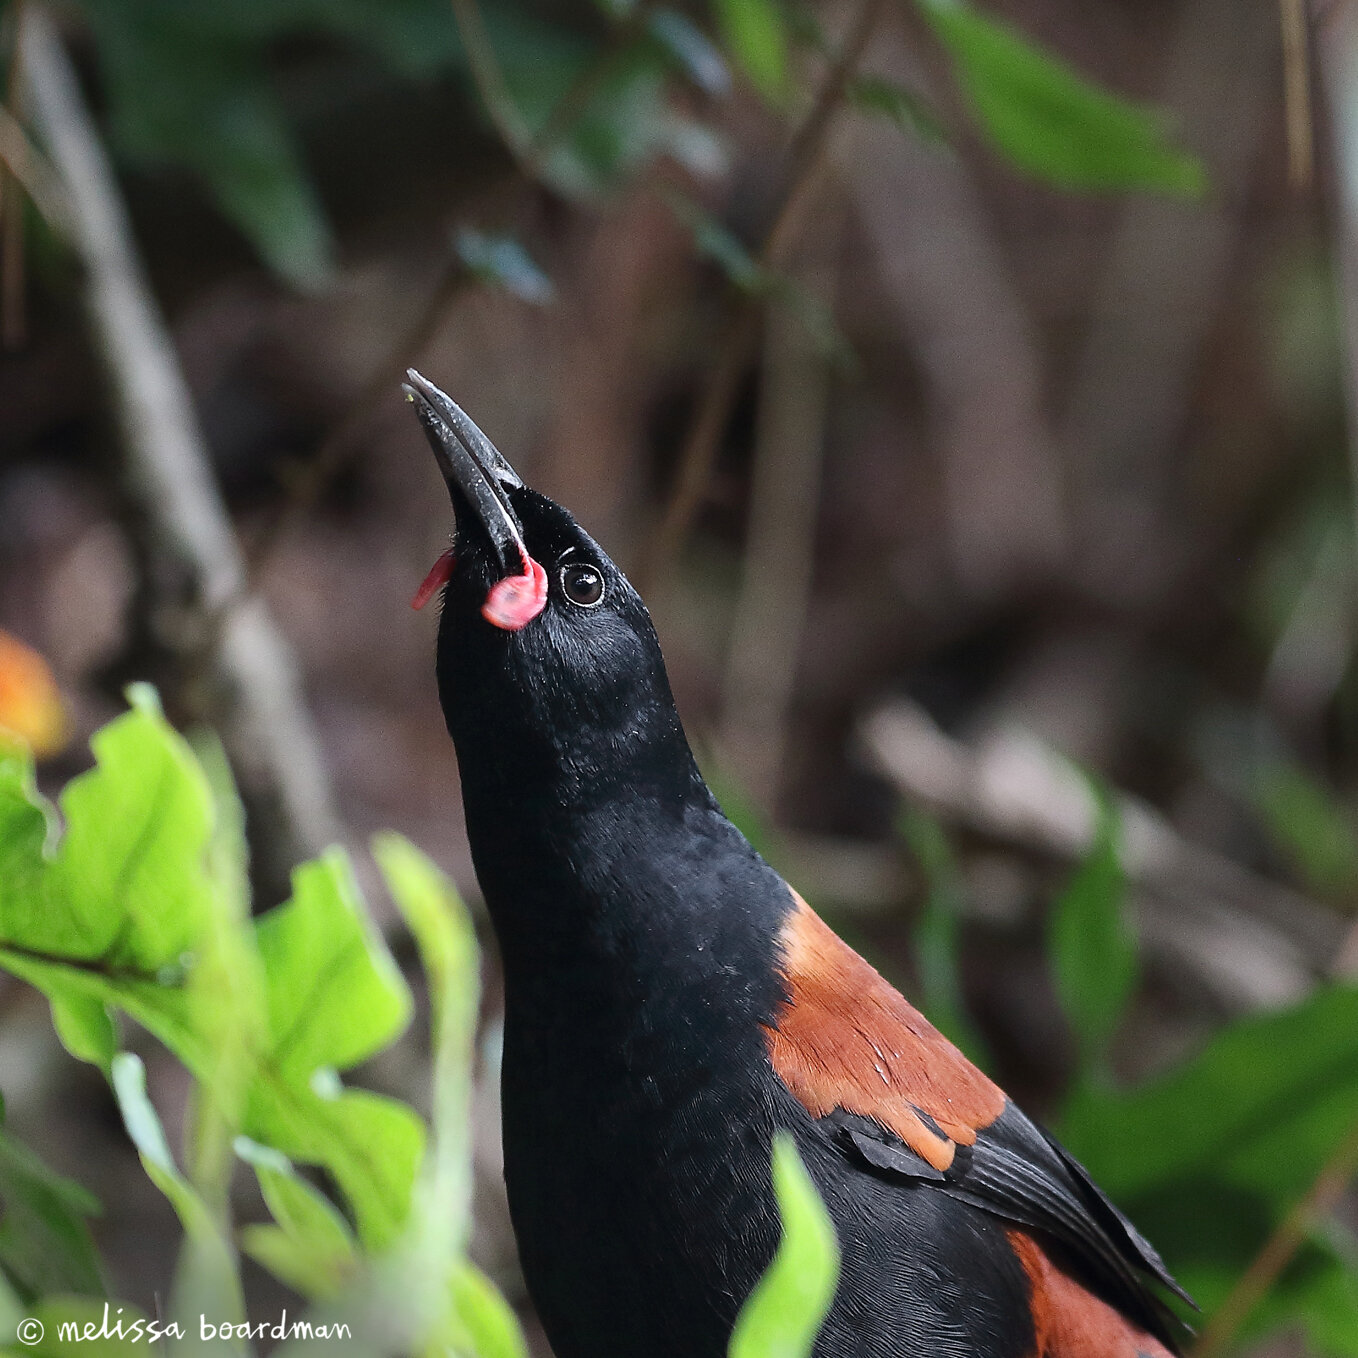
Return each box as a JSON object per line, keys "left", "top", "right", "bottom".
{"left": 404, "top": 369, "right": 699, "bottom": 819}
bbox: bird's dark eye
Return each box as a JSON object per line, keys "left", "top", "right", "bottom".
{"left": 560, "top": 561, "right": 605, "bottom": 607}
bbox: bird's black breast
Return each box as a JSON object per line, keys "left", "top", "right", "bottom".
{"left": 499, "top": 1000, "right": 1036, "bottom": 1358}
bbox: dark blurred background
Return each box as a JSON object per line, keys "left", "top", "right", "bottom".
{"left": 1, "top": 0, "right": 1356, "bottom": 1352}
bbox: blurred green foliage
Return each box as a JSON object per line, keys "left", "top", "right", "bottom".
{"left": 0, "top": 691, "right": 523, "bottom": 1354}
{"left": 906, "top": 802, "right": 1358, "bottom": 1357}
{"left": 22, "top": 0, "right": 1205, "bottom": 290}
{"left": 918, "top": 0, "right": 1205, "bottom": 194}
{"left": 1047, "top": 787, "right": 1138, "bottom": 1082}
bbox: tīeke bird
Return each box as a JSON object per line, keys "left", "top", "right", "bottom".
{"left": 403, "top": 369, "right": 1193, "bottom": 1358}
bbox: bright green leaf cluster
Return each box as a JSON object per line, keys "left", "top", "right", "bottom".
{"left": 0, "top": 691, "right": 526, "bottom": 1356}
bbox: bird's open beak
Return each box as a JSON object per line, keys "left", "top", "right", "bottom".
{"left": 403, "top": 368, "right": 527, "bottom": 576}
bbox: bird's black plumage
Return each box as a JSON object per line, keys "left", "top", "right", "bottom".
{"left": 406, "top": 372, "right": 1190, "bottom": 1358}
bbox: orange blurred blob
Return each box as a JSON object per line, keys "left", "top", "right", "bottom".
{"left": 0, "top": 629, "right": 69, "bottom": 758}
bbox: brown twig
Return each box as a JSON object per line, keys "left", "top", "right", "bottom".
{"left": 21, "top": 3, "right": 340, "bottom": 894}
{"left": 1281, "top": 0, "right": 1315, "bottom": 189}
{"left": 2, "top": 0, "right": 28, "bottom": 349}
{"left": 1317, "top": 0, "right": 1358, "bottom": 588}
{"left": 639, "top": 0, "right": 888, "bottom": 591}
{"left": 1191, "top": 1111, "right": 1358, "bottom": 1358}
{"left": 719, "top": 203, "right": 841, "bottom": 804}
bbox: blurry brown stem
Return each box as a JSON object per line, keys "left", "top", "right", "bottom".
{"left": 2, "top": 2, "right": 28, "bottom": 349}
{"left": 640, "top": 0, "right": 886, "bottom": 590}
{"left": 21, "top": 3, "right": 340, "bottom": 890}
{"left": 1191, "top": 1112, "right": 1358, "bottom": 1358}
{"left": 1317, "top": 1, "right": 1358, "bottom": 587}
{"left": 719, "top": 209, "right": 840, "bottom": 803}
{"left": 1281, "top": 0, "right": 1315, "bottom": 188}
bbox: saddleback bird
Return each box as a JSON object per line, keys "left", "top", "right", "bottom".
{"left": 404, "top": 369, "right": 1192, "bottom": 1358}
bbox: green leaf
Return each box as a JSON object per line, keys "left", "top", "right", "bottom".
{"left": 0, "top": 1124, "right": 103, "bottom": 1301}
{"left": 480, "top": 9, "right": 692, "bottom": 199}
{"left": 246, "top": 850, "right": 423, "bottom": 1251}
{"left": 235, "top": 1138, "right": 358, "bottom": 1300}
{"left": 1048, "top": 787, "right": 1137, "bottom": 1075}
{"left": 79, "top": 1, "right": 333, "bottom": 288}
{"left": 0, "top": 693, "right": 424, "bottom": 1263}
{"left": 48, "top": 994, "right": 117, "bottom": 1070}
{"left": 1061, "top": 986, "right": 1358, "bottom": 1209}
{"left": 709, "top": 0, "right": 789, "bottom": 105}
{"left": 664, "top": 190, "right": 767, "bottom": 293}
{"left": 1058, "top": 988, "right": 1358, "bottom": 1349}
{"left": 899, "top": 811, "right": 987, "bottom": 1063}
{"left": 1255, "top": 762, "right": 1358, "bottom": 900}
{"left": 0, "top": 694, "right": 215, "bottom": 1071}
{"left": 846, "top": 75, "right": 947, "bottom": 145}
{"left": 455, "top": 229, "right": 555, "bottom": 306}
{"left": 180, "top": 733, "right": 265, "bottom": 1209}
{"left": 375, "top": 835, "right": 529, "bottom": 1358}
{"left": 917, "top": 0, "right": 1205, "bottom": 195}
{"left": 447, "top": 1261, "right": 530, "bottom": 1358}
{"left": 110, "top": 1053, "right": 246, "bottom": 1343}
{"left": 729, "top": 1134, "right": 839, "bottom": 1358}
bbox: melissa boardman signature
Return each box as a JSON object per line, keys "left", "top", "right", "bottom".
{"left": 16, "top": 1305, "right": 353, "bottom": 1345}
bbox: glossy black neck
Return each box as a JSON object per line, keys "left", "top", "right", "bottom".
{"left": 438, "top": 649, "right": 792, "bottom": 1025}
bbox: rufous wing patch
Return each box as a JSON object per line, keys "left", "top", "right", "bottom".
{"left": 763, "top": 890, "right": 1005, "bottom": 1173}
{"left": 1007, "top": 1232, "right": 1176, "bottom": 1358}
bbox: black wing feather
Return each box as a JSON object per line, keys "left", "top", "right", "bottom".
{"left": 827, "top": 1102, "right": 1194, "bottom": 1354}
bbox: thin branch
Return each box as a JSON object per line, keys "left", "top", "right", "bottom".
{"left": 719, "top": 204, "right": 840, "bottom": 804}
{"left": 448, "top": 0, "right": 534, "bottom": 164}
{"left": 1281, "top": 0, "right": 1315, "bottom": 188}
{"left": 0, "top": 98, "right": 67, "bottom": 231}
{"left": 1191, "top": 1111, "right": 1358, "bottom": 1358}
{"left": 640, "top": 0, "right": 887, "bottom": 590}
{"left": 2, "top": 0, "right": 29, "bottom": 349}
{"left": 20, "top": 4, "right": 341, "bottom": 891}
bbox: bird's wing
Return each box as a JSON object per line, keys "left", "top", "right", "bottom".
{"left": 763, "top": 891, "right": 1191, "bottom": 1352}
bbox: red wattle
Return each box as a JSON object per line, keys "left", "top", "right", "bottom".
{"left": 412, "top": 549, "right": 456, "bottom": 610}
{"left": 482, "top": 556, "right": 548, "bottom": 630}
